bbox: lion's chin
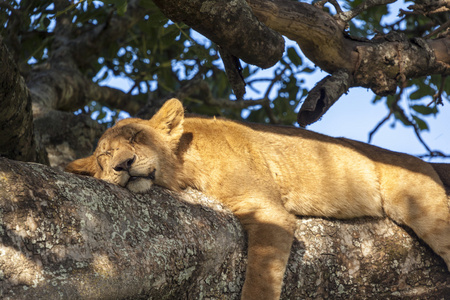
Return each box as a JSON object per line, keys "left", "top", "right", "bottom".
{"left": 126, "top": 177, "right": 153, "bottom": 193}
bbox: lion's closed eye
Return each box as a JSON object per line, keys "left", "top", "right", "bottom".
{"left": 96, "top": 152, "right": 112, "bottom": 171}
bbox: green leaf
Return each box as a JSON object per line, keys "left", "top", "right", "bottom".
{"left": 287, "top": 47, "right": 302, "bottom": 66}
{"left": 372, "top": 94, "right": 382, "bottom": 104}
{"left": 160, "top": 25, "right": 181, "bottom": 46}
{"left": 106, "top": 0, "right": 127, "bottom": 15}
{"left": 411, "top": 105, "right": 437, "bottom": 115}
{"left": 412, "top": 115, "right": 429, "bottom": 131}
{"left": 301, "top": 67, "right": 315, "bottom": 73}
{"left": 409, "top": 84, "right": 435, "bottom": 100}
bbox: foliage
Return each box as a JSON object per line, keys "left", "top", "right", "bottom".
{"left": 0, "top": 0, "right": 449, "bottom": 134}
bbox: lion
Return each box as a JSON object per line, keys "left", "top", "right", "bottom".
{"left": 66, "top": 98, "right": 450, "bottom": 300}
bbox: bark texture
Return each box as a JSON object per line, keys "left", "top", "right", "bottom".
{"left": 0, "top": 36, "right": 36, "bottom": 162}
{"left": 0, "top": 158, "right": 448, "bottom": 299}
{"left": 0, "top": 158, "right": 246, "bottom": 300}
{"left": 297, "top": 69, "right": 352, "bottom": 127}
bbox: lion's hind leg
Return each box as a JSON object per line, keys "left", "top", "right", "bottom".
{"left": 381, "top": 165, "right": 450, "bottom": 270}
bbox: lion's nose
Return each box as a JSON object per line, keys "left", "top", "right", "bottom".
{"left": 113, "top": 155, "right": 136, "bottom": 172}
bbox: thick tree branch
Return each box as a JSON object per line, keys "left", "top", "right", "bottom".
{"left": 248, "top": 0, "right": 450, "bottom": 83}
{"left": 298, "top": 69, "right": 353, "bottom": 127}
{"left": 27, "top": 64, "right": 139, "bottom": 117}
{"left": 247, "top": 0, "right": 353, "bottom": 72}
{"left": 88, "top": 84, "right": 142, "bottom": 115}
{"left": 152, "top": 0, "right": 285, "bottom": 69}
{"left": 247, "top": 0, "right": 450, "bottom": 122}
{"left": 0, "top": 158, "right": 448, "bottom": 299}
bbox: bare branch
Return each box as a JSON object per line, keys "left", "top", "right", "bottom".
{"left": 367, "top": 84, "right": 441, "bottom": 158}
{"left": 418, "top": 151, "right": 450, "bottom": 159}
{"left": 402, "top": 1, "right": 450, "bottom": 17}
{"left": 368, "top": 111, "right": 393, "bottom": 143}
{"left": 314, "top": 0, "right": 343, "bottom": 14}
{"left": 298, "top": 69, "right": 352, "bottom": 127}
{"left": 218, "top": 47, "right": 246, "bottom": 100}
{"left": 425, "top": 75, "right": 447, "bottom": 108}
{"left": 424, "top": 19, "right": 450, "bottom": 38}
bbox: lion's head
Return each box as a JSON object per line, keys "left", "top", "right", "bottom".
{"left": 65, "top": 99, "right": 185, "bottom": 193}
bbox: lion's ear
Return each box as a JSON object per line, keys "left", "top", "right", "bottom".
{"left": 149, "top": 98, "right": 184, "bottom": 143}
{"left": 65, "top": 156, "right": 97, "bottom": 176}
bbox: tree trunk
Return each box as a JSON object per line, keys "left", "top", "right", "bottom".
{"left": 0, "top": 36, "right": 36, "bottom": 162}
{"left": 0, "top": 158, "right": 448, "bottom": 299}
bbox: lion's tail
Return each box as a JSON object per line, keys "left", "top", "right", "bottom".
{"left": 431, "top": 163, "right": 450, "bottom": 191}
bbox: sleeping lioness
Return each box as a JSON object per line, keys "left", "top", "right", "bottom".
{"left": 66, "top": 98, "right": 450, "bottom": 300}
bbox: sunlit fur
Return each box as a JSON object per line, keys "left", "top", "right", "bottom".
{"left": 67, "top": 98, "right": 450, "bottom": 300}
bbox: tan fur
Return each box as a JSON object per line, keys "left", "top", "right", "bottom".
{"left": 66, "top": 99, "right": 450, "bottom": 300}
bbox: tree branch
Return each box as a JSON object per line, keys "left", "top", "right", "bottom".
{"left": 27, "top": 64, "right": 109, "bottom": 116}
{"left": 247, "top": 0, "right": 450, "bottom": 89}
{"left": 297, "top": 69, "right": 353, "bottom": 127}
{"left": 247, "top": 0, "right": 353, "bottom": 72}
{"left": 88, "top": 84, "right": 142, "bottom": 116}
{"left": 152, "top": 0, "right": 285, "bottom": 69}
{"left": 246, "top": 0, "right": 450, "bottom": 122}
{"left": 1, "top": 158, "right": 448, "bottom": 299}
{"left": 218, "top": 47, "right": 246, "bottom": 100}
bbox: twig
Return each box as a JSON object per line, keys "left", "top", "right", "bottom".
{"left": 411, "top": 120, "right": 432, "bottom": 153}
{"left": 368, "top": 111, "right": 392, "bottom": 143}
{"left": 368, "top": 76, "right": 404, "bottom": 144}
{"left": 261, "top": 99, "right": 279, "bottom": 124}
{"left": 417, "top": 152, "right": 450, "bottom": 159}
{"left": 336, "top": 0, "right": 396, "bottom": 23}
{"left": 427, "top": 75, "right": 447, "bottom": 106}
{"left": 424, "top": 20, "right": 450, "bottom": 38}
